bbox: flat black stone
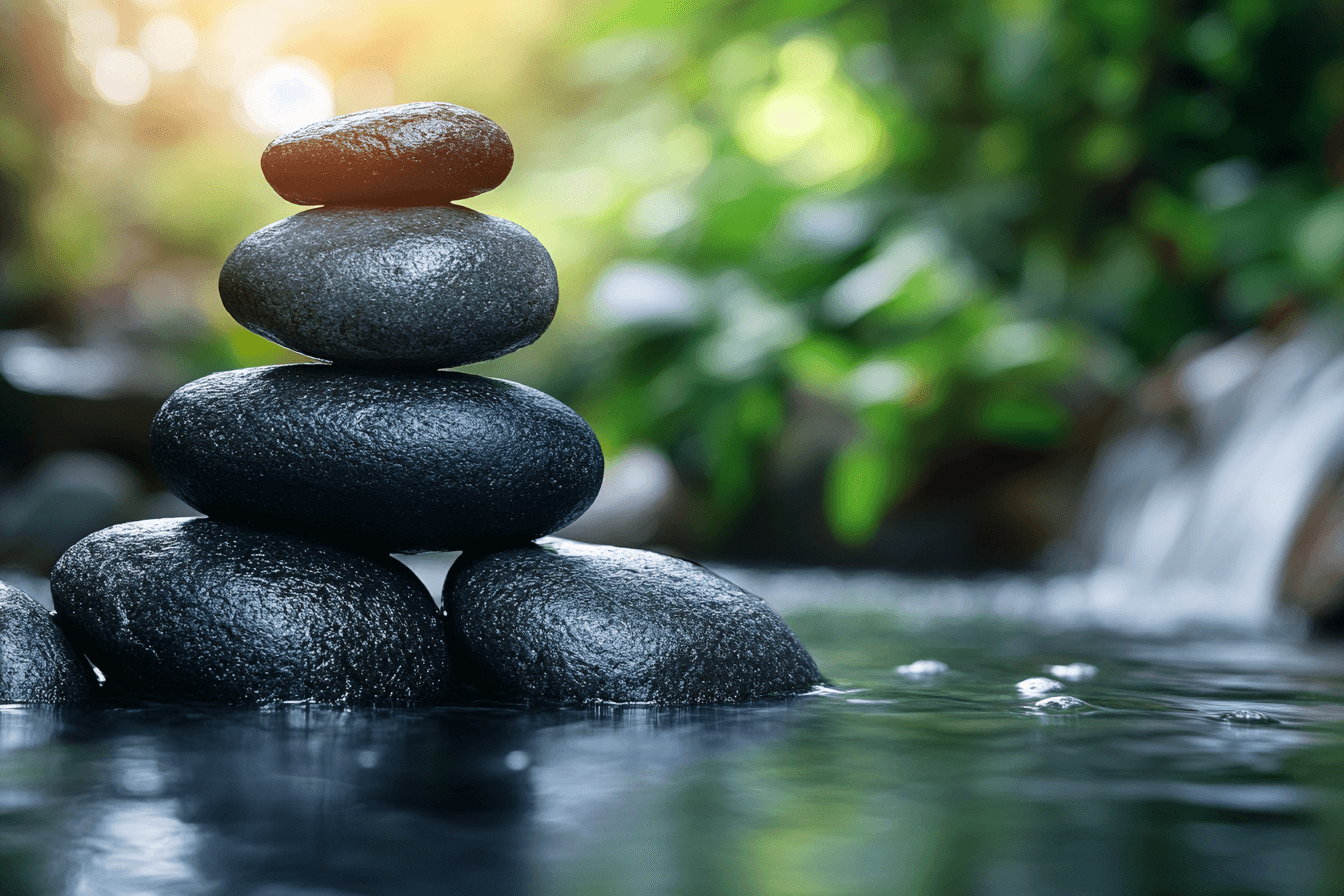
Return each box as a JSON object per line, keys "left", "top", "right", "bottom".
{"left": 443, "top": 539, "right": 823, "bottom": 705}
{"left": 261, "top": 102, "right": 513, "bottom": 206}
{"left": 50, "top": 518, "right": 451, "bottom": 706}
{"left": 150, "top": 366, "right": 604, "bottom": 553}
{"left": 0, "top": 581, "right": 94, "bottom": 704}
{"left": 220, "top": 205, "right": 558, "bottom": 368}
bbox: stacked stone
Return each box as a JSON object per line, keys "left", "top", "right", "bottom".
{"left": 25, "top": 102, "right": 820, "bottom": 707}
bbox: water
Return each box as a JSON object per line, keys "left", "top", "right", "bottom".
{"left": 2, "top": 594, "right": 1344, "bottom": 896}
{"left": 1055, "top": 324, "right": 1344, "bottom": 631}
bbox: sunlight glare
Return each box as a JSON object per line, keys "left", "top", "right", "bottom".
{"left": 239, "top": 59, "right": 334, "bottom": 135}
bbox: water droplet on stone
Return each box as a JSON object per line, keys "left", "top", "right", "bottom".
{"left": 1216, "top": 709, "right": 1278, "bottom": 725}
{"left": 896, "top": 659, "right": 949, "bottom": 677}
{"left": 1045, "top": 662, "right": 1098, "bottom": 681}
{"left": 1034, "top": 695, "right": 1091, "bottom": 712}
{"left": 1016, "top": 677, "right": 1064, "bottom": 697}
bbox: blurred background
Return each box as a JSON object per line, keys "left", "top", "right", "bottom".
{"left": 6, "top": 0, "right": 1344, "bottom": 616}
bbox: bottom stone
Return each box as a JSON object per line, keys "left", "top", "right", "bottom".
{"left": 0, "top": 581, "right": 94, "bottom": 704}
{"left": 443, "top": 538, "right": 822, "bottom": 705}
{"left": 51, "top": 518, "right": 451, "bottom": 706}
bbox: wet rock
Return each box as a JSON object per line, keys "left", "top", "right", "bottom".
{"left": 150, "top": 366, "right": 603, "bottom": 553}
{"left": 220, "top": 205, "right": 558, "bottom": 368}
{"left": 0, "top": 581, "right": 94, "bottom": 703}
{"left": 443, "top": 538, "right": 822, "bottom": 705}
{"left": 50, "top": 518, "right": 451, "bottom": 706}
{"left": 261, "top": 102, "right": 513, "bottom": 206}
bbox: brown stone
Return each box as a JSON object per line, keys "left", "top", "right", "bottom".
{"left": 261, "top": 102, "right": 513, "bottom": 206}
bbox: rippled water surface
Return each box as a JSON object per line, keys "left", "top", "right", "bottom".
{"left": 4, "top": 585, "right": 1344, "bottom": 896}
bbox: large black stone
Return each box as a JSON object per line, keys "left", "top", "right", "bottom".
{"left": 150, "top": 366, "right": 604, "bottom": 553}
{"left": 443, "top": 539, "right": 822, "bottom": 705}
{"left": 0, "top": 581, "right": 93, "bottom": 703}
{"left": 220, "top": 205, "right": 558, "bottom": 368}
{"left": 261, "top": 102, "right": 513, "bottom": 206}
{"left": 50, "top": 518, "right": 451, "bottom": 706}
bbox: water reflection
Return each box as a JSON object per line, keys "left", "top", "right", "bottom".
{"left": 0, "top": 621, "right": 1343, "bottom": 895}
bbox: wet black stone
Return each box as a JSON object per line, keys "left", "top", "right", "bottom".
{"left": 50, "top": 518, "right": 451, "bottom": 706}
{"left": 261, "top": 101, "right": 513, "bottom": 206}
{"left": 150, "top": 366, "right": 604, "bottom": 553}
{"left": 220, "top": 205, "right": 558, "bottom": 368}
{"left": 443, "top": 539, "right": 822, "bottom": 705}
{"left": 0, "top": 581, "right": 94, "bottom": 704}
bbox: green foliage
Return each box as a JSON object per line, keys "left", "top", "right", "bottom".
{"left": 561, "top": 0, "right": 1344, "bottom": 550}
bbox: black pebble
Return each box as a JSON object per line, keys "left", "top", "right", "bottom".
{"left": 50, "top": 518, "right": 451, "bottom": 706}
{"left": 150, "top": 365, "right": 604, "bottom": 554}
{"left": 220, "top": 205, "right": 558, "bottom": 368}
{"left": 443, "top": 538, "right": 822, "bottom": 705}
{"left": 0, "top": 581, "right": 93, "bottom": 704}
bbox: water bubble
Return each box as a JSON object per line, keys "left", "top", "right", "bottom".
{"left": 1033, "top": 695, "right": 1092, "bottom": 712}
{"left": 896, "top": 659, "right": 949, "bottom": 678}
{"left": 1016, "top": 677, "right": 1064, "bottom": 697}
{"left": 356, "top": 750, "right": 379, "bottom": 769}
{"left": 1216, "top": 709, "right": 1278, "bottom": 725}
{"left": 504, "top": 750, "right": 531, "bottom": 772}
{"left": 1045, "top": 663, "right": 1098, "bottom": 681}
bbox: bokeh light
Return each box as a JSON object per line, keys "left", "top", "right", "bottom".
{"left": 239, "top": 59, "right": 334, "bottom": 135}
{"left": 139, "top": 14, "right": 198, "bottom": 74}
{"left": 92, "top": 47, "right": 151, "bottom": 106}
{"left": 67, "top": 0, "right": 117, "bottom": 65}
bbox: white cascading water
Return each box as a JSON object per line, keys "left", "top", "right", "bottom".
{"left": 1042, "top": 324, "right": 1344, "bottom": 632}
{"left": 729, "top": 324, "right": 1344, "bottom": 634}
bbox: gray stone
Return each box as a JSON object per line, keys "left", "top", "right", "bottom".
{"left": 220, "top": 205, "right": 558, "bottom": 368}
{"left": 0, "top": 580, "right": 94, "bottom": 703}
{"left": 50, "top": 518, "right": 451, "bottom": 706}
{"left": 443, "top": 538, "right": 822, "bottom": 705}
{"left": 261, "top": 102, "right": 513, "bottom": 206}
{"left": 150, "top": 366, "right": 604, "bottom": 553}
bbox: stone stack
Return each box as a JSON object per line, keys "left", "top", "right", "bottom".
{"left": 28, "top": 102, "right": 820, "bottom": 707}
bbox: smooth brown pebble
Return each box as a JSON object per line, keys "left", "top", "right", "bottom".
{"left": 261, "top": 101, "right": 513, "bottom": 206}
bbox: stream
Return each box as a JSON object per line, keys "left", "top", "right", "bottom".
{"left": 2, "top": 599, "right": 1342, "bottom": 896}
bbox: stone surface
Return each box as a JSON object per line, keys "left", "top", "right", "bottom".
{"left": 0, "top": 581, "right": 93, "bottom": 703}
{"left": 261, "top": 102, "right": 513, "bottom": 206}
{"left": 220, "top": 205, "right": 558, "bottom": 368}
{"left": 150, "top": 366, "right": 604, "bottom": 553}
{"left": 443, "top": 538, "right": 822, "bottom": 705}
{"left": 50, "top": 518, "right": 451, "bottom": 706}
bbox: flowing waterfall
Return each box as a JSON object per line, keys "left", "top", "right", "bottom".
{"left": 730, "top": 324, "right": 1344, "bottom": 634}
{"left": 1031, "top": 324, "right": 1344, "bottom": 632}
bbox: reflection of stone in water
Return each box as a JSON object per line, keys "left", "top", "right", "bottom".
{"left": 0, "top": 705, "right": 63, "bottom": 751}
{"left": 527, "top": 704, "right": 797, "bottom": 863}
{"left": 66, "top": 799, "right": 209, "bottom": 896}
{"left": 154, "top": 707, "right": 536, "bottom": 896}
